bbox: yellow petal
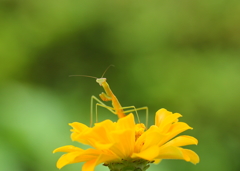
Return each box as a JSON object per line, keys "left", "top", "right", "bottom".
{"left": 56, "top": 151, "right": 83, "bottom": 169}
{"left": 134, "top": 131, "right": 146, "bottom": 153}
{"left": 155, "top": 109, "right": 170, "bottom": 126}
{"left": 82, "top": 159, "right": 97, "bottom": 171}
{"left": 141, "top": 131, "right": 166, "bottom": 151}
{"left": 89, "top": 123, "right": 112, "bottom": 143}
{"left": 155, "top": 109, "right": 181, "bottom": 126}
{"left": 70, "top": 120, "right": 116, "bottom": 148}
{"left": 153, "top": 159, "right": 162, "bottom": 164}
{"left": 164, "top": 135, "right": 198, "bottom": 147}
{"left": 69, "top": 122, "right": 89, "bottom": 132}
{"left": 181, "top": 149, "right": 200, "bottom": 164}
{"left": 69, "top": 122, "right": 91, "bottom": 144}
{"left": 134, "top": 125, "right": 161, "bottom": 152}
{"left": 90, "top": 141, "right": 114, "bottom": 150}
{"left": 109, "top": 129, "right": 135, "bottom": 158}
{"left": 117, "top": 113, "right": 135, "bottom": 130}
{"left": 56, "top": 148, "right": 106, "bottom": 169}
{"left": 53, "top": 145, "right": 83, "bottom": 153}
{"left": 158, "top": 122, "right": 193, "bottom": 146}
{"left": 95, "top": 151, "right": 120, "bottom": 166}
{"left": 157, "top": 113, "right": 182, "bottom": 131}
{"left": 132, "top": 145, "right": 160, "bottom": 161}
{"left": 157, "top": 146, "right": 184, "bottom": 160}
{"left": 94, "top": 119, "right": 116, "bottom": 130}
{"left": 82, "top": 151, "right": 120, "bottom": 171}
{"left": 73, "top": 148, "right": 102, "bottom": 162}
{"left": 70, "top": 132, "right": 92, "bottom": 146}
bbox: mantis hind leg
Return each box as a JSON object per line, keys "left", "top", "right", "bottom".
{"left": 120, "top": 106, "right": 149, "bottom": 128}
{"left": 91, "top": 96, "right": 149, "bottom": 127}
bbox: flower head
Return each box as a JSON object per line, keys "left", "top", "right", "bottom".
{"left": 53, "top": 108, "right": 199, "bottom": 171}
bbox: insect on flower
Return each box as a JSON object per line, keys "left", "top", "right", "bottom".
{"left": 53, "top": 66, "right": 200, "bottom": 171}
{"left": 69, "top": 65, "right": 149, "bottom": 127}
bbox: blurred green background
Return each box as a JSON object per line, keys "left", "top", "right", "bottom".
{"left": 1, "top": 0, "right": 240, "bottom": 171}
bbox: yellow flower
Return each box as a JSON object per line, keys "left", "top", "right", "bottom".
{"left": 53, "top": 108, "right": 199, "bottom": 171}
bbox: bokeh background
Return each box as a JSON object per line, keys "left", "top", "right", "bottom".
{"left": 1, "top": 0, "right": 240, "bottom": 171}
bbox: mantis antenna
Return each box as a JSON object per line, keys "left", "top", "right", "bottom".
{"left": 69, "top": 64, "right": 114, "bottom": 78}
{"left": 69, "top": 75, "right": 97, "bottom": 78}
{"left": 101, "top": 64, "right": 115, "bottom": 78}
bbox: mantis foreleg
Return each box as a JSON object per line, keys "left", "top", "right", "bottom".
{"left": 90, "top": 96, "right": 115, "bottom": 126}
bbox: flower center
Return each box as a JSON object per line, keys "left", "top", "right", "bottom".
{"left": 135, "top": 123, "right": 145, "bottom": 140}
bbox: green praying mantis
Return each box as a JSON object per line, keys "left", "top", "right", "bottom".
{"left": 70, "top": 65, "right": 148, "bottom": 127}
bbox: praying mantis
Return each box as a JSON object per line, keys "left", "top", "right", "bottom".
{"left": 70, "top": 66, "right": 148, "bottom": 127}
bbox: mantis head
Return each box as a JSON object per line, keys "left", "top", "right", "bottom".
{"left": 96, "top": 78, "right": 106, "bottom": 86}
